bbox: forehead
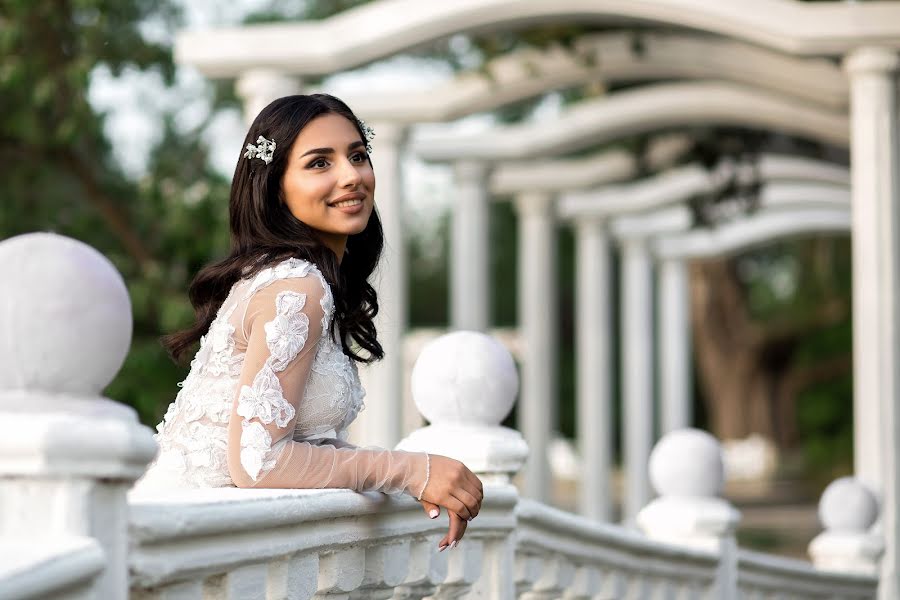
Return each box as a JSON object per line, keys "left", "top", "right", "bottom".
{"left": 292, "top": 113, "right": 361, "bottom": 151}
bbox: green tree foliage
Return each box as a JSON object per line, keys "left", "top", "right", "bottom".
{"left": 0, "top": 0, "right": 232, "bottom": 425}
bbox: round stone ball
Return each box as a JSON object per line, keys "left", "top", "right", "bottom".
{"left": 819, "top": 477, "right": 879, "bottom": 532}
{"left": 649, "top": 428, "right": 724, "bottom": 497}
{"left": 0, "top": 233, "right": 132, "bottom": 396}
{"left": 411, "top": 330, "right": 519, "bottom": 426}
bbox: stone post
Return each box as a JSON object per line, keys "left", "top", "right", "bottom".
{"left": 573, "top": 217, "right": 613, "bottom": 521}
{"left": 620, "top": 237, "right": 655, "bottom": 523}
{"left": 0, "top": 233, "right": 158, "bottom": 599}
{"left": 451, "top": 161, "right": 491, "bottom": 332}
{"left": 357, "top": 121, "right": 408, "bottom": 448}
{"left": 844, "top": 46, "right": 900, "bottom": 600}
{"left": 658, "top": 257, "right": 692, "bottom": 433}
{"left": 637, "top": 428, "right": 741, "bottom": 600}
{"left": 397, "top": 331, "right": 527, "bottom": 600}
{"left": 515, "top": 191, "right": 558, "bottom": 503}
{"left": 809, "top": 477, "right": 884, "bottom": 575}
{"left": 235, "top": 69, "right": 303, "bottom": 125}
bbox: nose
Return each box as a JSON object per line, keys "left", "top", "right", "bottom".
{"left": 338, "top": 157, "right": 363, "bottom": 188}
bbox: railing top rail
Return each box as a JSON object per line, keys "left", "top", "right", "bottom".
{"left": 0, "top": 536, "right": 105, "bottom": 600}
{"left": 738, "top": 548, "right": 878, "bottom": 587}
{"left": 516, "top": 498, "right": 719, "bottom": 567}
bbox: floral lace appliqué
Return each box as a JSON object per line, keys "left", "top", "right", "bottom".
{"left": 265, "top": 291, "right": 309, "bottom": 371}
{"left": 237, "top": 364, "right": 296, "bottom": 428}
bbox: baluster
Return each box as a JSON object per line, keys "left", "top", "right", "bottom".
{"left": 515, "top": 554, "right": 543, "bottom": 596}
{"left": 562, "top": 564, "right": 601, "bottom": 599}
{"left": 429, "top": 538, "right": 484, "bottom": 599}
{"left": 520, "top": 554, "right": 576, "bottom": 599}
{"left": 217, "top": 563, "right": 268, "bottom": 599}
{"left": 132, "top": 580, "right": 203, "bottom": 600}
{"left": 351, "top": 540, "right": 411, "bottom": 599}
{"left": 268, "top": 552, "right": 319, "bottom": 600}
{"left": 393, "top": 534, "right": 448, "bottom": 599}
{"left": 598, "top": 568, "right": 628, "bottom": 599}
{"left": 315, "top": 547, "right": 366, "bottom": 599}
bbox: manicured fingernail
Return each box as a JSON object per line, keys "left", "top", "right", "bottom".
{"left": 429, "top": 509, "right": 439, "bottom": 519}
{"left": 449, "top": 540, "right": 457, "bottom": 550}
{"left": 439, "top": 544, "right": 448, "bottom": 552}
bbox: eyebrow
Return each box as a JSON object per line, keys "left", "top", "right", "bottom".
{"left": 300, "top": 141, "right": 365, "bottom": 158}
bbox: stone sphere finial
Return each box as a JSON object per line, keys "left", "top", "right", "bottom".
{"left": 411, "top": 330, "right": 519, "bottom": 426}
{"left": 819, "top": 477, "right": 879, "bottom": 533}
{"left": 0, "top": 233, "right": 132, "bottom": 396}
{"left": 649, "top": 428, "right": 724, "bottom": 497}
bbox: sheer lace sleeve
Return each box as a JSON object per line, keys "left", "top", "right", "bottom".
{"left": 225, "top": 276, "right": 427, "bottom": 497}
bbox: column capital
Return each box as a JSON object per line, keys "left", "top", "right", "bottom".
{"left": 454, "top": 160, "right": 491, "bottom": 182}
{"left": 236, "top": 69, "right": 303, "bottom": 124}
{"left": 367, "top": 120, "right": 407, "bottom": 146}
{"left": 513, "top": 190, "right": 555, "bottom": 218}
{"left": 843, "top": 47, "right": 900, "bottom": 76}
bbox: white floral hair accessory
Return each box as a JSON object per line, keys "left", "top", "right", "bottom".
{"left": 244, "top": 135, "right": 276, "bottom": 165}
{"left": 357, "top": 118, "right": 375, "bottom": 153}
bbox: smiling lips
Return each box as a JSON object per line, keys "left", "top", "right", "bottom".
{"left": 329, "top": 192, "right": 365, "bottom": 209}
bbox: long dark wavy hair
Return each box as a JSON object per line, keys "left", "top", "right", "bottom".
{"left": 161, "top": 94, "right": 384, "bottom": 364}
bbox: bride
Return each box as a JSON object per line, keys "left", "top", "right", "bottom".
{"left": 134, "top": 94, "right": 482, "bottom": 551}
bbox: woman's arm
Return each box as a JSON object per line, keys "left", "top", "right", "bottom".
{"left": 224, "top": 276, "right": 483, "bottom": 523}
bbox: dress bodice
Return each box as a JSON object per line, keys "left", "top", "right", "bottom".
{"left": 135, "top": 258, "right": 365, "bottom": 490}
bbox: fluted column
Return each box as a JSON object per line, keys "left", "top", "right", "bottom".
{"left": 451, "top": 161, "right": 491, "bottom": 332}
{"left": 574, "top": 217, "right": 613, "bottom": 521}
{"left": 235, "top": 69, "right": 303, "bottom": 125}
{"left": 844, "top": 47, "right": 900, "bottom": 600}
{"left": 620, "top": 237, "right": 655, "bottom": 524}
{"left": 515, "top": 191, "right": 558, "bottom": 502}
{"left": 364, "top": 122, "right": 407, "bottom": 447}
{"left": 658, "top": 257, "right": 692, "bottom": 434}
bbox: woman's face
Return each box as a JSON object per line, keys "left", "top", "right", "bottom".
{"left": 281, "top": 113, "right": 376, "bottom": 258}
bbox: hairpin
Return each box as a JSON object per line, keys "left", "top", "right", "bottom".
{"left": 357, "top": 118, "right": 375, "bottom": 154}
{"left": 244, "top": 135, "right": 276, "bottom": 165}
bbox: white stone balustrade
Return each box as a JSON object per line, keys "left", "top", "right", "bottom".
{"left": 0, "top": 232, "right": 158, "bottom": 600}
{"left": 0, "top": 235, "right": 882, "bottom": 600}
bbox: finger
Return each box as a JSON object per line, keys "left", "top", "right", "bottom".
{"left": 446, "top": 496, "right": 473, "bottom": 521}
{"left": 449, "top": 511, "right": 468, "bottom": 544}
{"left": 452, "top": 488, "right": 481, "bottom": 519}
{"left": 438, "top": 512, "right": 470, "bottom": 551}
{"left": 421, "top": 501, "right": 440, "bottom": 520}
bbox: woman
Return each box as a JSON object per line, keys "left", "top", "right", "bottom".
{"left": 134, "top": 94, "right": 482, "bottom": 550}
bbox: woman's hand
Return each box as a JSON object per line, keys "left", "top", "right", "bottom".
{"left": 417, "top": 454, "right": 483, "bottom": 548}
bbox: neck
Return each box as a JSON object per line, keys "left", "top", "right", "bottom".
{"left": 320, "top": 232, "right": 348, "bottom": 265}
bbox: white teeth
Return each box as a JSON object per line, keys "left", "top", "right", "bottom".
{"left": 332, "top": 199, "right": 362, "bottom": 208}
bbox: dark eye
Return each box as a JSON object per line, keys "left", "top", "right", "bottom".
{"left": 309, "top": 158, "right": 329, "bottom": 169}
{"left": 350, "top": 152, "right": 367, "bottom": 163}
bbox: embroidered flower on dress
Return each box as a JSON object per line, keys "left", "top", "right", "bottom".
{"left": 240, "top": 420, "right": 274, "bottom": 480}
{"left": 265, "top": 291, "right": 309, "bottom": 371}
{"left": 237, "top": 364, "right": 296, "bottom": 428}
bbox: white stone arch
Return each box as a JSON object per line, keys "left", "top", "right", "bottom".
{"left": 411, "top": 81, "right": 849, "bottom": 161}
{"left": 339, "top": 31, "right": 847, "bottom": 123}
{"left": 174, "top": 0, "right": 900, "bottom": 77}
{"left": 653, "top": 206, "right": 850, "bottom": 260}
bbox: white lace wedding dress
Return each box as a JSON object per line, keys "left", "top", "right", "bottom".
{"left": 133, "top": 257, "right": 426, "bottom": 496}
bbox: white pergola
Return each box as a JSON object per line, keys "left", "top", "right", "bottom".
{"left": 175, "top": 2, "right": 900, "bottom": 595}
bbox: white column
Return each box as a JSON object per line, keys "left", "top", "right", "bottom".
{"left": 515, "top": 191, "right": 558, "bottom": 502}
{"left": 844, "top": 47, "right": 900, "bottom": 600}
{"left": 574, "top": 218, "right": 613, "bottom": 521}
{"left": 356, "top": 122, "right": 407, "bottom": 447}
{"left": 235, "top": 69, "right": 303, "bottom": 125}
{"left": 658, "top": 257, "right": 692, "bottom": 433}
{"left": 451, "top": 161, "right": 491, "bottom": 332}
{"left": 621, "top": 237, "right": 655, "bottom": 524}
